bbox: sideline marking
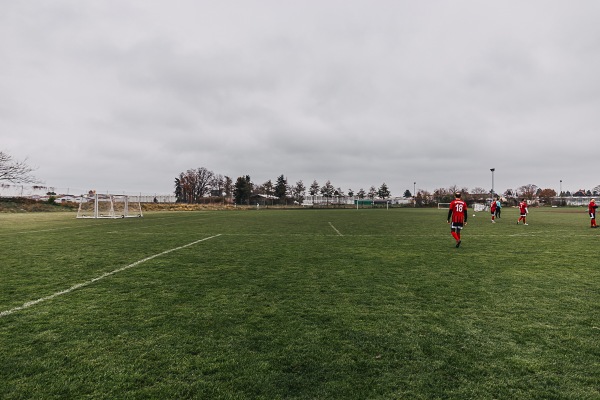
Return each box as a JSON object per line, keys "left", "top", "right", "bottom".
{"left": 328, "top": 222, "right": 343, "bottom": 236}
{"left": 0, "top": 234, "right": 222, "bottom": 318}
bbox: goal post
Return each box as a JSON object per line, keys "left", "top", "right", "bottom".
{"left": 77, "top": 193, "right": 143, "bottom": 219}
{"left": 437, "top": 203, "right": 451, "bottom": 210}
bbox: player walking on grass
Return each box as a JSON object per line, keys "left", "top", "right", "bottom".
{"left": 495, "top": 197, "right": 502, "bottom": 218}
{"left": 448, "top": 192, "right": 468, "bottom": 248}
{"left": 517, "top": 199, "right": 528, "bottom": 225}
{"left": 490, "top": 199, "right": 497, "bottom": 223}
{"left": 588, "top": 199, "right": 597, "bottom": 228}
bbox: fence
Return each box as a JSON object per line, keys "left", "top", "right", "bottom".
{"left": 0, "top": 184, "right": 176, "bottom": 203}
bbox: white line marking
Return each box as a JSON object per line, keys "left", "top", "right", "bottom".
{"left": 0, "top": 234, "right": 222, "bottom": 318}
{"left": 328, "top": 222, "right": 343, "bottom": 236}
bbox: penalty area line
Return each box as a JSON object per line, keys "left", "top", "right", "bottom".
{"left": 0, "top": 234, "right": 222, "bottom": 319}
{"left": 328, "top": 222, "right": 343, "bottom": 236}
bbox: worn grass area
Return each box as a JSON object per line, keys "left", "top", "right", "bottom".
{"left": 1, "top": 208, "right": 599, "bottom": 399}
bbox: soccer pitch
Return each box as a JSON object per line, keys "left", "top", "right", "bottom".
{"left": 1, "top": 208, "right": 599, "bottom": 399}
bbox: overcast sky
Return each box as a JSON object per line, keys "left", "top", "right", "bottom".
{"left": 2, "top": 1, "right": 600, "bottom": 197}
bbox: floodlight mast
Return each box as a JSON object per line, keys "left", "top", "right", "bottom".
{"left": 413, "top": 182, "right": 416, "bottom": 207}
{"left": 490, "top": 168, "right": 495, "bottom": 198}
{"left": 560, "top": 180, "right": 562, "bottom": 197}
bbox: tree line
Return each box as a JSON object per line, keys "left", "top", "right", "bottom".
{"left": 3, "top": 149, "right": 598, "bottom": 206}
{"left": 420, "top": 184, "right": 600, "bottom": 207}
{"left": 174, "top": 167, "right": 600, "bottom": 207}
{"left": 174, "top": 167, "right": 392, "bottom": 205}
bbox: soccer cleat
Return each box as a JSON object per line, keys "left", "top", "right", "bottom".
{"left": 492, "top": 220, "right": 495, "bottom": 223}
{"left": 456, "top": 240, "right": 461, "bottom": 248}
{"left": 524, "top": 223, "right": 528, "bottom": 226}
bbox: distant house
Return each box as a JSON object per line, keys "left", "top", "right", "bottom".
{"left": 55, "top": 195, "right": 86, "bottom": 203}
{"left": 250, "top": 194, "right": 279, "bottom": 206}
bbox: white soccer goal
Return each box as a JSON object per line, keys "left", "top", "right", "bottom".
{"left": 473, "top": 203, "right": 488, "bottom": 212}
{"left": 77, "top": 193, "right": 143, "bottom": 219}
{"left": 437, "top": 203, "right": 451, "bottom": 210}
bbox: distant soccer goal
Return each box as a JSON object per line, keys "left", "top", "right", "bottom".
{"left": 473, "top": 203, "right": 488, "bottom": 212}
{"left": 437, "top": 203, "right": 451, "bottom": 210}
{"left": 77, "top": 193, "right": 143, "bottom": 219}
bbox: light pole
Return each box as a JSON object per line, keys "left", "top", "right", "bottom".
{"left": 490, "top": 168, "right": 495, "bottom": 199}
{"left": 560, "top": 180, "right": 562, "bottom": 197}
{"left": 413, "top": 182, "right": 416, "bottom": 207}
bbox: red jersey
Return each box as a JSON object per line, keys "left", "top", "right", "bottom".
{"left": 448, "top": 199, "right": 468, "bottom": 223}
{"left": 490, "top": 201, "right": 497, "bottom": 213}
{"left": 589, "top": 201, "right": 597, "bottom": 214}
{"left": 519, "top": 201, "right": 528, "bottom": 214}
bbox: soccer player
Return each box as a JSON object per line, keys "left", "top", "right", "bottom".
{"left": 447, "top": 192, "right": 468, "bottom": 248}
{"left": 495, "top": 197, "right": 502, "bottom": 218}
{"left": 588, "top": 199, "right": 598, "bottom": 228}
{"left": 490, "top": 199, "right": 497, "bottom": 223}
{"left": 517, "top": 199, "right": 528, "bottom": 225}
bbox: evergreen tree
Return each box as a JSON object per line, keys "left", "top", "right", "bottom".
{"left": 275, "top": 175, "right": 288, "bottom": 201}
{"left": 233, "top": 175, "right": 252, "bottom": 205}
{"left": 320, "top": 180, "right": 335, "bottom": 197}
{"left": 377, "top": 183, "right": 391, "bottom": 199}
{"left": 174, "top": 177, "right": 184, "bottom": 203}
{"left": 368, "top": 186, "right": 377, "bottom": 199}
{"left": 309, "top": 180, "right": 320, "bottom": 196}
{"left": 224, "top": 176, "right": 233, "bottom": 199}
{"left": 292, "top": 180, "right": 306, "bottom": 204}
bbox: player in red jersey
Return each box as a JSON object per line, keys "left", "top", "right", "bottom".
{"left": 588, "top": 199, "right": 597, "bottom": 228}
{"left": 447, "top": 192, "right": 468, "bottom": 248}
{"left": 490, "top": 199, "right": 497, "bottom": 223}
{"left": 517, "top": 199, "right": 528, "bottom": 225}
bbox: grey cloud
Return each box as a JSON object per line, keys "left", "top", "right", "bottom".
{"left": 2, "top": 1, "right": 600, "bottom": 196}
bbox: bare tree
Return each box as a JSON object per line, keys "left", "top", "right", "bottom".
{"left": 224, "top": 176, "right": 233, "bottom": 200}
{"left": 0, "top": 151, "right": 38, "bottom": 184}
{"left": 433, "top": 187, "right": 452, "bottom": 203}
{"left": 538, "top": 188, "right": 557, "bottom": 204}
{"left": 194, "top": 167, "right": 214, "bottom": 199}
{"left": 211, "top": 174, "right": 225, "bottom": 196}
{"left": 447, "top": 185, "right": 460, "bottom": 195}
{"left": 518, "top": 184, "right": 538, "bottom": 200}
{"left": 175, "top": 167, "right": 214, "bottom": 203}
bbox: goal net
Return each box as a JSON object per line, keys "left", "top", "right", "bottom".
{"left": 437, "top": 203, "right": 450, "bottom": 209}
{"left": 473, "top": 203, "right": 488, "bottom": 212}
{"left": 77, "top": 193, "right": 143, "bottom": 219}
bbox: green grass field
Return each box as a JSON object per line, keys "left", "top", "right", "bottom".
{"left": 1, "top": 207, "right": 599, "bottom": 399}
